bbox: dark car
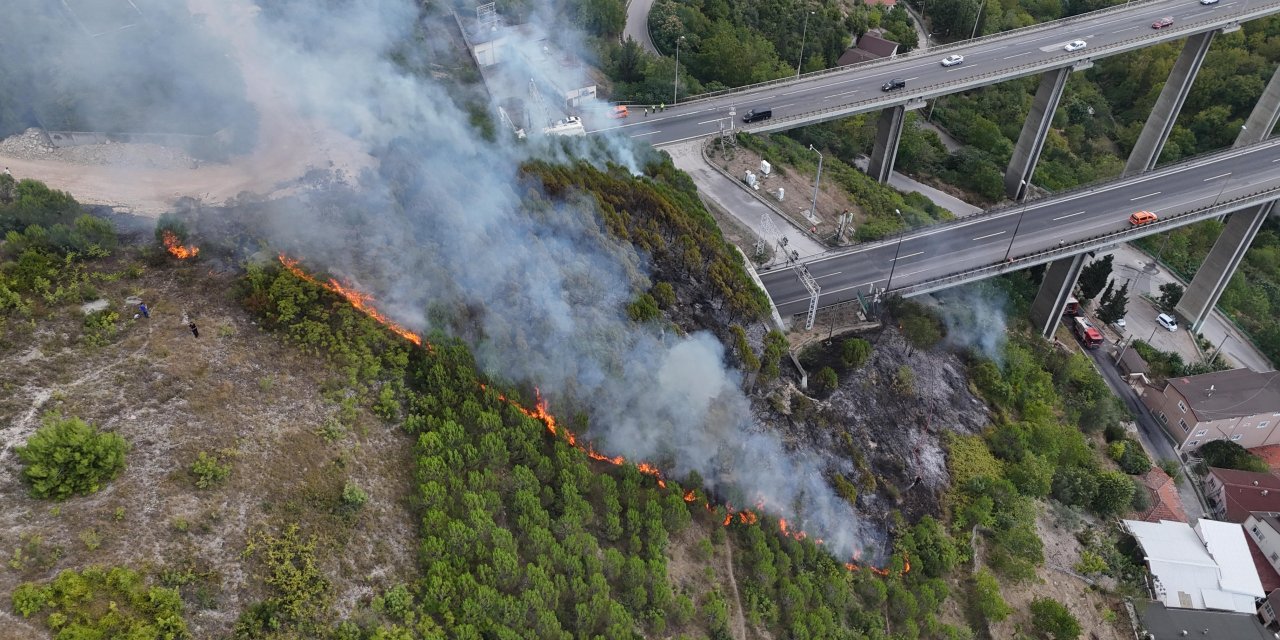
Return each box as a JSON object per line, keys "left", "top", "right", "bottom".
{"left": 881, "top": 78, "right": 906, "bottom": 92}
{"left": 742, "top": 108, "right": 773, "bottom": 123}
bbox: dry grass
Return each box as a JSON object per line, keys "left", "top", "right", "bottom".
{"left": 0, "top": 256, "right": 418, "bottom": 638}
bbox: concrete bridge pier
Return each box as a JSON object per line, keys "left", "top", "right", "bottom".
{"left": 1005, "top": 67, "right": 1072, "bottom": 201}
{"left": 1171, "top": 63, "right": 1280, "bottom": 332}
{"left": 867, "top": 99, "right": 927, "bottom": 183}
{"left": 1029, "top": 253, "right": 1086, "bottom": 339}
{"left": 1123, "top": 30, "right": 1217, "bottom": 176}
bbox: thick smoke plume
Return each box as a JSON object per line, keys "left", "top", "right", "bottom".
{"left": 12, "top": 0, "right": 878, "bottom": 557}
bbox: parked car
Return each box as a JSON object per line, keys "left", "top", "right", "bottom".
{"left": 1200, "top": 0, "right": 1219, "bottom": 5}
{"left": 940, "top": 54, "right": 965, "bottom": 67}
{"left": 1152, "top": 16, "right": 1174, "bottom": 29}
{"left": 1064, "top": 40, "right": 1087, "bottom": 52}
{"left": 1157, "top": 313, "right": 1179, "bottom": 331}
{"left": 881, "top": 78, "right": 907, "bottom": 92}
{"left": 1129, "top": 210, "right": 1158, "bottom": 226}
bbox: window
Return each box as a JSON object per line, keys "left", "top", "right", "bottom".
{"left": 1160, "top": 413, "right": 1169, "bottom": 425}
{"left": 1178, "top": 401, "right": 1188, "bottom": 413}
{"left": 1180, "top": 419, "right": 1190, "bottom": 433}
{"left": 1195, "top": 429, "right": 1208, "bottom": 437}
{"left": 1260, "top": 421, "right": 1271, "bottom": 429}
{"left": 1254, "top": 525, "right": 1263, "bottom": 536}
{"left": 1272, "top": 552, "right": 1279, "bottom": 562}
{"left": 1231, "top": 434, "right": 1243, "bottom": 441}
{"left": 1188, "top": 440, "right": 1200, "bottom": 447}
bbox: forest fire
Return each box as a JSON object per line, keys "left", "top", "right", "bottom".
{"left": 277, "top": 254, "right": 908, "bottom": 578}
{"left": 162, "top": 230, "right": 199, "bottom": 259}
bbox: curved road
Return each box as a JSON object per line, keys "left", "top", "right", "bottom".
{"left": 760, "top": 138, "right": 1280, "bottom": 316}
{"left": 590, "top": 0, "right": 1280, "bottom": 146}
{"left": 624, "top": 0, "right": 660, "bottom": 55}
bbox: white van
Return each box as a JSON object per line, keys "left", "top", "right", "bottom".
{"left": 1157, "top": 313, "right": 1178, "bottom": 331}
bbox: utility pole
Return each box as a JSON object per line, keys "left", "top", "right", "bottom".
{"left": 809, "top": 144, "right": 824, "bottom": 222}
{"left": 673, "top": 35, "right": 685, "bottom": 105}
{"left": 970, "top": 0, "right": 985, "bottom": 40}
{"left": 797, "top": 10, "right": 815, "bottom": 78}
{"left": 885, "top": 209, "right": 907, "bottom": 291}
{"left": 1002, "top": 180, "right": 1029, "bottom": 263}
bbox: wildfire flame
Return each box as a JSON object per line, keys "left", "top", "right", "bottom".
{"left": 277, "top": 254, "right": 909, "bottom": 578}
{"left": 162, "top": 230, "right": 199, "bottom": 259}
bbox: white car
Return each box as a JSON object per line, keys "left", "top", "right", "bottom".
{"left": 1200, "top": 0, "right": 1219, "bottom": 4}
{"left": 1157, "top": 313, "right": 1179, "bottom": 331}
{"left": 1064, "top": 40, "right": 1087, "bottom": 52}
{"left": 940, "top": 54, "right": 965, "bottom": 67}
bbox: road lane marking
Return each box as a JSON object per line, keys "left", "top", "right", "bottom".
{"left": 973, "top": 231, "right": 1006, "bottom": 240}
{"left": 777, "top": 103, "right": 795, "bottom": 108}
{"left": 814, "top": 271, "right": 843, "bottom": 280}
{"left": 892, "top": 251, "right": 924, "bottom": 262}
{"left": 896, "top": 266, "right": 935, "bottom": 279}
{"left": 1130, "top": 192, "right": 1161, "bottom": 201}
{"left": 629, "top": 131, "right": 660, "bottom": 138}
{"left": 696, "top": 118, "right": 729, "bottom": 124}
{"left": 1203, "top": 172, "right": 1232, "bottom": 181}
{"left": 1053, "top": 210, "right": 1087, "bottom": 221}
{"left": 779, "top": 89, "right": 806, "bottom": 96}
{"left": 1114, "top": 26, "right": 1141, "bottom": 32}
{"left": 823, "top": 90, "right": 860, "bottom": 100}
{"left": 1003, "top": 51, "right": 1032, "bottom": 59}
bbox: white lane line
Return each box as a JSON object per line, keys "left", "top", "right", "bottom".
{"left": 1130, "top": 191, "right": 1161, "bottom": 201}
{"left": 905, "top": 76, "right": 920, "bottom": 81}
{"left": 629, "top": 131, "right": 660, "bottom": 138}
{"left": 779, "top": 89, "right": 806, "bottom": 96}
{"left": 973, "top": 231, "right": 1006, "bottom": 241}
{"left": 696, "top": 118, "right": 728, "bottom": 124}
{"left": 823, "top": 89, "right": 860, "bottom": 100}
{"left": 1203, "top": 172, "right": 1232, "bottom": 181}
{"left": 814, "top": 271, "right": 843, "bottom": 280}
{"left": 892, "top": 251, "right": 924, "bottom": 262}
{"left": 896, "top": 266, "right": 935, "bottom": 279}
{"left": 1272, "top": 157, "right": 1280, "bottom": 162}
{"left": 1114, "top": 26, "right": 1140, "bottom": 33}
{"left": 777, "top": 103, "right": 795, "bottom": 108}
{"left": 1053, "top": 210, "right": 1087, "bottom": 221}
{"left": 1003, "top": 51, "right": 1032, "bottom": 59}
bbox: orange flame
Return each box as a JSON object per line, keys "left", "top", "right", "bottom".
{"left": 162, "top": 230, "right": 199, "bottom": 259}
{"left": 277, "top": 254, "right": 910, "bottom": 579}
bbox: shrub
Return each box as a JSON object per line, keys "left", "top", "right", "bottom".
{"left": 651, "top": 282, "right": 676, "bottom": 309}
{"left": 626, "top": 293, "right": 661, "bottom": 322}
{"left": 1158, "top": 459, "right": 1183, "bottom": 484}
{"left": 1074, "top": 551, "right": 1107, "bottom": 576}
{"left": 815, "top": 367, "right": 839, "bottom": 393}
{"left": 1029, "top": 597, "right": 1081, "bottom": 639}
{"left": 1091, "top": 471, "right": 1135, "bottom": 516}
{"left": 82, "top": 309, "right": 119, "bottom": 347}
{"left": 341, "top": 483, "right": 368, "bottom": 513}
{"left": 972, "top": 569, "right": 1010, "bottom": 622}
{"left": 1117, "top": 439, "right": 1151, "bottom": 474}
{"left": 16, "top": 414, "right": 127, "bottom": 500}
{"left": 189, "top": 451, "right": 231, "bottom": 489}
{"left": 841, "top": 338, "right": 871, "bottom": 369}
{"left": 892, "top": 365, "right": 916, "bottom": 396}
{"left": 1198, "top": 440, "right": 1269, "bottom": 472}
{"left": 10, "top": 567, "right": 187, "bottom": 637}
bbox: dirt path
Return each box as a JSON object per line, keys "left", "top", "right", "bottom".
{"left": 0, "top": 0, "right": 375, "bottom": 216}
{"left": 721, "top": 539, "right": 750, "bottom": 640}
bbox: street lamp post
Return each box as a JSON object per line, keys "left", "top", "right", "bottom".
{"left": 797, "top": 11, "right": 815, "bottom": 78}
{"left": 970, "top": 0, "right": 986, "bottom": 40}
{"left": 1001, "top": 181, "right": 1029, "bottom": 263}
{"left": 886, "top": 208, "right": 908, "bottom": 291}
{"left": 1115, "top": 325, "right": 1159, "bottom": 366}
{"left": 1209, "top": 334, "right": 1232, "bottom": 365}
{"left": 673, "top": 36, "right": 685, "bottom": 105}
{"left": 809, "top": 144, "right": 824, "bottom": 221}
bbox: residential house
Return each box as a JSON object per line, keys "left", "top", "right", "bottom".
{"left": 836, "top": 31, "right": 899, "bottom": 66}
{"left": 1123, "top": 518, "right": 1264, "bottom": 613}
{"left": 1243, "top": 513, "right": 1280, "bottom": 584}
{"left": 1141, "top": 368, "right": 1280, "bottom": 452}
{"left": 1139, "top": 601, "right": 1272, "bottom": 639}
{"left": 1204, "top": 467, "right": 1280, "bottom": 522}
{"left": 1137, "top": 467, "right": 1188, "bottom": 524}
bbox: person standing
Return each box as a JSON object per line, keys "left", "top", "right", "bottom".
{"left": 188, "top": 321, "right": 199, "bottom": 338}
{"left": 138, "top": 302, "right": 149, "bottom": 319}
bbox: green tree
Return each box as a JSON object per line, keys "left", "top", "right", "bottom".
{"left": 16, "top": 413, "right": 128, "bottom": 500}
{"left": 815, "top": 366, "right": 839, "bottom": 393}
{"left": 1006, "top": 453, "right": 1054, "bottom": 497}
{"left": 900, "top": 314, "right": 942, "bottom": 353}
{"left": 1029, "top": 597, "right": 1081, "bottom": 639}
{"left": 1199, "top": 439, "right": 1270, "bottom": 472}
{"left": 691, "top": 21, "right": 787, "bottom": 88}
{"left": 1158, "top": 282, "right": 1184, "bottom": 313}
{"left": 570, "top": 0, "right": 626, "bottom": 37}
{"left": 1077, "top": 255, "right": 1113, "bottom": 303}
{"left": 1091, "top": 470, "right": 1135, "bottom": 516}
{"left": 1097, "top": 280, "right": 1130, "bottom": 325}
{"left": 841, "top": 337, "right": 872, "bottom": 369}
{"left": 972, "top": 568, "right": 1011, "bottom": 622}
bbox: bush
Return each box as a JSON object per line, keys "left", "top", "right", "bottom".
{"left": 1029, "top": 597, "right": 1081, "bottom": 639}
{"left": 1117, "top": 439, "right": 1152, "bottom": 475}
{"left": 1198, "top": 439, "right": 1269, "bottom": 472}
{"left": 815, "top": 367, "right": 839, "bottom": 393}
{"left": 82, "top": 310, "right": 119, "bottom": 347}
{"left": 189, "top": 451, "right": 231, "bottom": 489}
{"left": 651, "top": 282, "right": 676, "bottom": 309}
{"left": 626, "top": 293, "right": 661, "bottom": 322}
{"left": 341, "top": 482, "right": 368, "bottom": 512}
{"left": 10, "top": 566, "right": 187, "bottom": 637}
{"left": 1091, "top": 471, "right": 1135, "bottom": 516}
{"left": 1158, "top": 459, "right": 1183, "bottom": 484}
{"left": 972, "top": 569, "right": 1010, "bottom": 622}
{"left": 841, "top": 338, "right": 871, "bottom": 369}
{"left": 16, "top": 414, "right": 128, "bottom": 500}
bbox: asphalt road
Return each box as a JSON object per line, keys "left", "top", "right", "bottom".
{"left": 760, "top": 137, "right": 1280, "bottom": 317}
{"left": 588, "top": 0, "right": 1280, "bottom": 145}
{"left": 623, "top": 0, "right": 659, "bottom": 55}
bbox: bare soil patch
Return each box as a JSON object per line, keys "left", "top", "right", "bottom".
{"left": 711, "top": 144, "right": 856, "bottom": 240}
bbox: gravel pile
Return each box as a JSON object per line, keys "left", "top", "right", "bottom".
{"left": 0, "top": 128, "right": 199, "bottom": 170}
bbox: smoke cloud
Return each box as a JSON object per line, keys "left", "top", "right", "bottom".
{"left": 9, "top": 0, "right": 878, "bottom": 558}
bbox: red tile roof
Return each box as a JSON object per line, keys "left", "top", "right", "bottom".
{"left": 1139, "top": 467, "right": 1188, "bottom": 523}
{"left": 1208, "top": 467, "right": 1280, "bottom": 522}
{"left": 1246, "top": 534, "right": 1280, "bottom": 593}
{"left": 1252, "top": 444, "right": 1280, "bottom": 472}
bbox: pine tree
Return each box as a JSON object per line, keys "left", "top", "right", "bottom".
{"left": 1078, "top": 255, "right": 1113, "bottom": 302}
{"left": 1097, "top": 279, "right": 1114, "bottom": 310}
{"left": 1099, "top": 280, "right": 1130, "bottom": 325}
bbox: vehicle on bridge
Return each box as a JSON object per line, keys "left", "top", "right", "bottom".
{"left": 1200, "top": 0, "right": 1218, "bottom": 5}
{"left": 742, "top": 108, "right": 772, "bottom": 123}
{"left": 610, "top": 105, "right": 629, "bottom": 119}
{"left": 940, "top": 54, "right": 964, "bottom": 67}
{"left": 1072, "top": 317, "right": 1104, "bottom": 349}
{"left": 881, "top": 78, "right": 906, "bottom": 92}
{"left": 1064, "top": 39, "right": 1087, "bottom": 52}
{"left": 1152, "top": 16, "right": 1174, "bottom": 29}
{"left": 1128, "top": 210, "right": 1158, "bottom": 226}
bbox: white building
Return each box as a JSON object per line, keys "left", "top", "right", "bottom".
{"left": 1124, "top": 518, "right": 1265, "bottom": 614}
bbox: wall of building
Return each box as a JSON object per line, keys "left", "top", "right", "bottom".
{"left": 1145, "top": 383, "right": 1197, "bottom": 448}
{"left": 1206, "top": 474, "right": 1228, "bottom": 519}
{"left": 1246, "top": 515, "right": 1280, "bottom": 575}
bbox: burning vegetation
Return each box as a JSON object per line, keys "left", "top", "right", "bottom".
{"left": 161, "top": 229, "right": 199, "bottom": 259}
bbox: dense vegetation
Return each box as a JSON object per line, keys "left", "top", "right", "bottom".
{"left": 15, "top": 413, "right": 129, "bottom": 501}
{"left": 12, "top": 566, "right": 188, "bottom": 638}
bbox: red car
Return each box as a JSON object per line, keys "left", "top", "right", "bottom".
{"left": 1152, "top": 16, "right": 1174, "bottom": 29}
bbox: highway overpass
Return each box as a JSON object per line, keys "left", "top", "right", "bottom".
{"left": 594, "top": 0, "right": 1280, "bottom": 148}
{"left": 758, "top": 137, "right": 1280, "bottom": 322}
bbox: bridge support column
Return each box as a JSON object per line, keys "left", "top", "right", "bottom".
{"left": 1175, "top": 202, "right": 1274, "bottom": 332}
{"left": 1005, "top": 68, "right": 1071, "bottom": 201}
{"left": 1123, "top": 30, "right": 1217, "bottom": 176}
{"left": 1029, "top": 253, "right": 1086, "bottom": 339}
{"left": 868, "top": 105, "right": 907, "bottom": 184}
{"left": 1239, "top": 62, "right": 1280, "bottom": 146}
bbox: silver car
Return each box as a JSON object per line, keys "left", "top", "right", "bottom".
{"left": 940, "top": 54, "right": 965, "bottom": 67}
{"left": 1064, "top": 40, "right": 1087, "bottom": 52}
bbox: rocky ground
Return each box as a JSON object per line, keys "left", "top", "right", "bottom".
{"left": 0, "top": 129, "right": 199, "bottom": 171}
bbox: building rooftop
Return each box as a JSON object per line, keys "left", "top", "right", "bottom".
{"left": 1169, "top": 368, "right": 1280, "bottom": 421}
{"left": 1244, "top": 533, "right": 1280, "bottom": 593}
{"left": 1138, "top": 600, "right": 1272, "bottom": 639}
{"left": 1139, "top": 467, "right": 1188, "bottom": 523}
{"left": 1118, "top": 346, "right": 1150, "bottom": 375}
{"left": 1251, "top": 443, "right": 1280, "bottom": 472}
{"left": 1123, "top": 519, "right": 1263, "bottom": 613}
{"left": 836, "top": 31, "right": 899, "bottom": 66}
{"left": 1208, "top": 467, "right": 1280, "bottom": 522}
